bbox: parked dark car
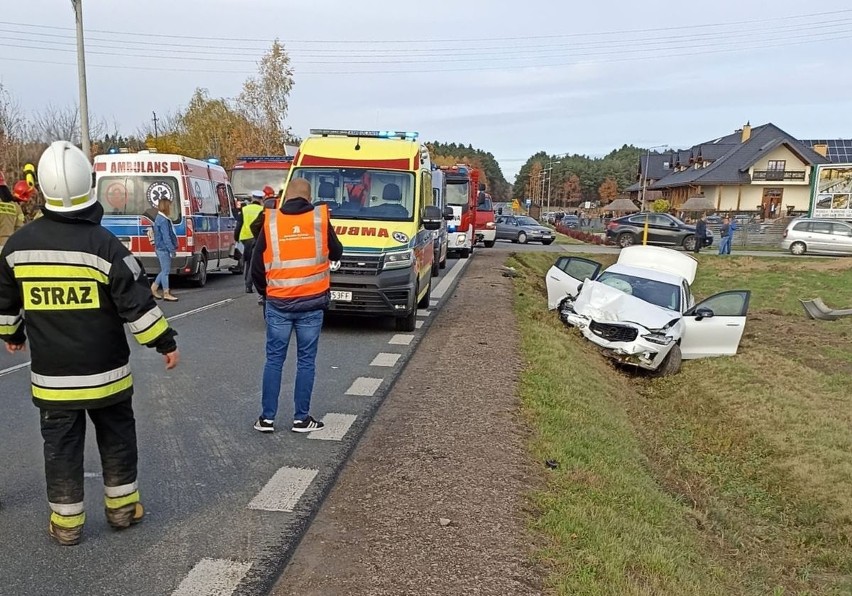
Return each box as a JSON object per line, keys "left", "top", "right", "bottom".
{"left": 561, "top": 215, "right": 580, "bottom": 229}
{"left": 496, "top": 215, "right": 555, "bottom": 245}
{"left": 605, "top": 213, "right": 713, "bottom": 250}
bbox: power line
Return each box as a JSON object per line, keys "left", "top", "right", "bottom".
{"left": 1, "top": 7, "right": 851, "bottom": 44}
{"left": 9, "top": 17, "right": 852, "bottom": 58}
{"left": 2, "top": 31, "right": 850, "bottom": 75}
{"left": 5, "top": 25, "right": 852, "bottom": 66}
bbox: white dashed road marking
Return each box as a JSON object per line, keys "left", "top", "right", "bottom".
{"left": 430, "top": 299, "right": 439, "bottom": 306}
{"left": 370, "top": 353, "right": 401, "bottom": 367}
{"left": 248, "top": 467, "right": 318, "bottom": 513}
{"left": 345, "top": 377, "right": 383, "bottom": 396}
{"left": 389, "top": 334, "right": 414, "bottom": 346}
{"left": 172, "top": 558, "right": 252, "bottom": 596}
{"left": 416, "top": 309, "right": 431, "bottom": 317}
{"left": 307, "top": 413, "right": 357, "bottom": 441}
{"left": 415, "top": 320, "right": 424, "bottom": 329}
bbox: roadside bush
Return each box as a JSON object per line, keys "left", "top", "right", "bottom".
{"left": 555, "top": 225, "right": 604, "bottom": 245}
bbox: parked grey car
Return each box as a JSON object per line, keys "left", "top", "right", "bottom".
{"left": 782, "top": 218, "right": 852, "bottom": 255}
{"left": 496, "top": 215, "right": 555, "bottom": 245}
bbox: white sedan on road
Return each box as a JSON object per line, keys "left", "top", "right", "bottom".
{"left": 545, "top": 245, "right": 750, "bottom": 375}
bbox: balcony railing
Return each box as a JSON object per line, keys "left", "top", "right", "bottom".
{"left": 752, "top": 170, "right": 806, "bottom": 182}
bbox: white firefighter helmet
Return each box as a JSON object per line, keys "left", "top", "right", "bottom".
{"left": 37, "top": 141, "right": 96, "bottom": 213}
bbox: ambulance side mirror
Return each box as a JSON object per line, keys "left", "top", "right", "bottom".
{"left": 422, "top": 205, "right": 442, "bottom": 231}
{"left": 442, "top": 206, "right": 454, "bottom": 220}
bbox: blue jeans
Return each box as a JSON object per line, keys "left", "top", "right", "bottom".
{"left": 718, "top": 235, "right": 732, "bottom": 255}
{"left": 261, "top": 305, "right": 324, "bottom": 422}
{"left": 154, "top": 250, "right": 172, "bottom": 291}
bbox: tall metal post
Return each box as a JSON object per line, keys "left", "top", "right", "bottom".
{"left": 546, "top": 160, "right": 553, "bottom": 214}
{"left": 72, "top": 0, "right": 91, "bottom": 157}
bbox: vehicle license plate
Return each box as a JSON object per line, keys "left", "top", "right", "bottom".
{"left": 331, "top": 291, "right": 352, "bottom": 302}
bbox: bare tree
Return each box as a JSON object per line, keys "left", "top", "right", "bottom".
{"left": 31, "top": 103, "right": 107, "bottom": 146}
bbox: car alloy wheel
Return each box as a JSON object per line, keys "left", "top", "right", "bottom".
{"left": 682, "top": 235, "right": 697, "bottom": 252}
{"left": 617, "top": 233, "right": 635, "bottom": 248}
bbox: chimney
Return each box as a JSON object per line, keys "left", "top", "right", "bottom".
{"left": 741, "top": 121, "right": 751, "bottom": 143}
{"left": 813, "top": 143, "right": 828, "bottom": 158}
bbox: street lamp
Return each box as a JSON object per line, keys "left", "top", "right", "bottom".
{"left": 545, "top": 153, "right": 571, "bottom": 215}
{"left": 71, "top": 0, "right": 91, "bottom": 158}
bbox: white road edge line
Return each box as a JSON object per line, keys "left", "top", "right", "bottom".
{"left": 168, "top": 298, "right": 234, "bottom": 321}
{"left": 0, "top": 298, "right": 235, "bottom": 378}
{"left": 416, "top": 309, "right": 431, "bottom": 317}
{"left": 388, "top": 334, "right": 414, "bottom": 346}
{"left": 307, "top": 413, "right": 357, "bottom": 441}
{"left": 172, "top": 558, "right": 252, "bottom": 596}
{"left": 432, "top": 257, "right": 471, "bottom": 300}
{"left": 415, "top": 320, "right": 424, "bottom": 329}
{"left": 248, "top": 467, "right": 318, "bottom": 512}
{"left": 345, "top": 377, "right": 383, "bottom": 397}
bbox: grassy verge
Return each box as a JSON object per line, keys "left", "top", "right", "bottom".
{"left": 511, "top": 251, "right": 852, "bottom": 595}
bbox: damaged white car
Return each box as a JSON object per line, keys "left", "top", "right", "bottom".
{"left": 546, "top": 245, "right": 750, "bottom": 375}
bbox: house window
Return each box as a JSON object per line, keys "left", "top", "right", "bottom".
{"left": 767, "top": 160, "right": 786, "bottom": 172}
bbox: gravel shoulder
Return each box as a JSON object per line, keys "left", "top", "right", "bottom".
{"left": 273, "top": 251, "right": 542, "bottom": 596}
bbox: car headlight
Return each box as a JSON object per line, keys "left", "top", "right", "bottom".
{"left": 641, "top": 333, "right": 673, "bottom": 346}
{"left": 486, "top": 222, "right": 495, "bottom": 228}
{"left": 383, "top": 250, "right": 413, "bottom": 270}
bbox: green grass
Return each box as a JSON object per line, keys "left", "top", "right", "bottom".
{"left": 511, "top": 251, "right": 852, "bottom": 595}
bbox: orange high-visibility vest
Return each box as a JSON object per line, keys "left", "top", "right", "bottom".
{"left": 263, "top": 205, "right": 330, "bottom": 299}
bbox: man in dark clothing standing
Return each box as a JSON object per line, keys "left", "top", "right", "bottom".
{"left": 251, "top": 178, "right": 343, "bottom": 434}
{"left": 0, "top": 141, "right": 179, "bottom": 546}
{"left": 694, "top": 214, "right": 707, "bottom": 254}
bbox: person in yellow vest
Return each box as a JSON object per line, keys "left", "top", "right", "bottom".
{"left": 0, "top": 172, "right": 26, "bottom": 250}
{"left": 251, "top": 178, "right": 342, "bottom": 433}
{"left": 0, "top": 141, "right": 180, "bottom": 545}
{"left": 236, "top": 190, "right": 264, "bottom": 293}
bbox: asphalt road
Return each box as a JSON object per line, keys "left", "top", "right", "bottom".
{"left": 0, "top": 256, "right": 470, "bottom": 596}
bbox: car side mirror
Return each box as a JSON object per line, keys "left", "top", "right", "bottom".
{"left": 694, "top": 307, "right": 714, "bottom": 321}
{"left": 423, "top": 205, "right": 442, "bottom": 231}
{"left": 442, "top": 206, "right": 454, "bottom": 220}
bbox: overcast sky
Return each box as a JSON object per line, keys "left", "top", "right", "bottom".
{"left": 2, "top": 0, "right": 851, "bottom": 180}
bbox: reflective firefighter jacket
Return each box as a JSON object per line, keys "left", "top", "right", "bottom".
{"left": 0, "top": 203, "right": 177, "bottom": 410}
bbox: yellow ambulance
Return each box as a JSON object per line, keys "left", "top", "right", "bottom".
{"left": 286, "top": 129, "right": 448, "bottom": 331}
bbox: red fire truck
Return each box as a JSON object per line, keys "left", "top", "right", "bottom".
{"left": 229, "top": 155, "right": 294, "bottom": 203}
{"left": 442, "top": 164, "right": 478, "bottom": 258}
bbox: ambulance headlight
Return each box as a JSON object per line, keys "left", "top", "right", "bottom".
{"left": 383, "top": 250, "right": 413, "bottom": 271}
{"left": 457, "top": 234, "right": 467, "bottom": 245}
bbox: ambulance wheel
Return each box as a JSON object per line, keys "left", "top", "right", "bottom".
{"left": 191, "top": 255, "right": 208, "bottom": 287}
{"left": 484, "top": 240, "right": 496, "bottom": 248}
{"left": 439, "top": 255, "right": 447, "bottom": 270}
{"left": 418, "top": 279, "right": 432, "bottom": 308}
{"left": 431, "top": 256, "right": 440, "bottom": 277}
{"left": 460, "top": 248, "right": 471, "bottom": 259}
{"left": 395, "top": 310, "right": 417, "bottom": 332}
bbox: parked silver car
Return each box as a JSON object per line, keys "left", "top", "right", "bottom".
{"left": 496, "top": 215, "right": 555, "bottom": 245}
{"left": 781, "top": 218, "right": 852, "bottom": 256}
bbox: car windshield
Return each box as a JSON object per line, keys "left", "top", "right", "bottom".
{"left": 516, "top": 216, "right": 539, "bottom": 226}
{"left": 445, "top": 181, "right": 469, "bottom": 206}
{"left": 596, "top": 271, "right": 681, "bottom": 312}
{"left": 293, "top": 167, "right": 416, "bottom": 222}
{"left": 230, "top": 169, "right": 287, "bottom": 198}
{"left": 96, "top": 175, "right": 181, "bottom": 223}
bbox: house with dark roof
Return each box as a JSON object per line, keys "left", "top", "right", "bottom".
{"left": 625, "top": 153, "right": 670, "bottom": 204}
{"left": 634, "top": 123, "right": 828, "bottom": 218}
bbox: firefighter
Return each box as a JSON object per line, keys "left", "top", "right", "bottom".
{"left": 0, "top": 141, "right": 180, "bottom": 546}
{"left": 235, "top": 190, "right": 264, "bottom": 293}
{"left": 0, "top": 172, "right": 26, "bottom": 249}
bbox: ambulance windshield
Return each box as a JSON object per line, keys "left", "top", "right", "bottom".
{"left": 445, "top": 181, "right": 469, "bottom": 206}
{"left": 230, "top": 169, "right": 287, "bottom": 198}
{"left": 294, "top": 168, "right": 415, "bottom": 222}
{"left": 96, "top": 176, "right": 181, "bottom": 223}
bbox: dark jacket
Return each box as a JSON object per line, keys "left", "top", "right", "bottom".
{"left": 0, "top": 202, "right": 178, "bottom": 410}
{"left": 251, "top": 198, "right": 343, "bottom": 312}
{"left": 695, "top": 219, "right": 707, "bottom": 237}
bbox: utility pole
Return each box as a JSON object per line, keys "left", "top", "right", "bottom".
{"left": 546, "top": 160, "right": 554, "bottom": 215}
{"left": 72, "top": 0, "right": 91, "bottom": 158}
{"left": 152, "top": 111, "right": 160, "bottom": 141}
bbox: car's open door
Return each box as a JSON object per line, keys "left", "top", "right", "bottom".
{"left": 680, "top": 290, "right": 751, "bottom": 359}
{"left": 546, "top": 256, "right": 602, "bottom": 310}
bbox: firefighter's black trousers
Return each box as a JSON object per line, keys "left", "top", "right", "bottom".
{"left": 39, "top": 398, "right": 138, "bottom": 507}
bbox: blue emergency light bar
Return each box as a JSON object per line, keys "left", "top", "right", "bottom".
{"left": 236, "top": 156, "right": 295, "bottom": 162}
{"left": 309, "top": 129, "right": 419, "bottom": 140}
